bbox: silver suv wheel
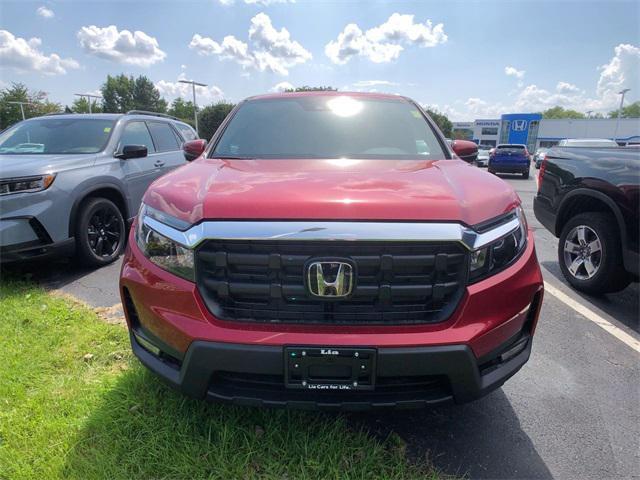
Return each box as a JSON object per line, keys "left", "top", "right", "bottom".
{"left": 562, "top": 225, "right": 602, "bottom": 280}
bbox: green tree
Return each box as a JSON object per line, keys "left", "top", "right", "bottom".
{"left": 70, "top": 96, "right": 102, "bottom": 114}
{"left": 198, "top": 102, "right": 235, "bottom": 140}
{"left": 541, "top": 106, "right": 586, "bottom": 119}
{"left": 425, "top": 108, "right": 453, "bottom": 137}
{"left": 284, "top": 86, "right": 337, "bottom": 92}
{"left": 168, "top": 97, "right": 195, "bottom": 124}
{"left": 0, "top": 82, "right": 61, "bottom": 130}
{"left": 101, "top": 74, "right": 166, "bottom": 113}
{"left": 132, "top": 76, "right": 167, "bottom": 113}
{"left": 101, "top": 74, "right": 134, "bottom": 113}
{"left": 608, "top": 101, "right": 640, "bottom": 118}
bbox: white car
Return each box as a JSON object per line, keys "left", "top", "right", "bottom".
{"left": 475, "top": 145, "right": 492, "bottom": 167}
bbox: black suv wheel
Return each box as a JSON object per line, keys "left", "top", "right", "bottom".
{"left": 558, "top": 212, "right": 630, "bottom": 294}
{"left": 75, "top": 197, "right": 125, "bottom": 267}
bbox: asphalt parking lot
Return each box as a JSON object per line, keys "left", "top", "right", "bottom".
{"left": 5, "top": 169, "right": 639, "bottom": 479}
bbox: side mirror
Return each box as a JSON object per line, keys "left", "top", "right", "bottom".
{"left": 183, "top": 139, "right": 207, "bottom": 162}
{"left": 451, "top": 139, "right": 478, "bottom": 163}
{"left": 116, "top": 145, "right": 148, "bottom": 160}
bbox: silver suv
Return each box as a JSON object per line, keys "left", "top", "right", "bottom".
{"left": 0, "top": 111, "right": 197, "bottom": 266}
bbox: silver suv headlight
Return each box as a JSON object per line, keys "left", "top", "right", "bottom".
{"left": 135, "top": 204, "right": 195, "bottom": 281}
{"left": 0, "top": 174, "right": 56, "bottom": 196}
{"left": 468, "top": 206, "right": 528, "bottom": 283}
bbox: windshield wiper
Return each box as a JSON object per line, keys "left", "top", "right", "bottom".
{"left": 212, "top": 155, "right": 255, "bottom": 160}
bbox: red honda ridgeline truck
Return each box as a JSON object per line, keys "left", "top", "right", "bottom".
{"left": 120, "top": 92, "right": 543, "bottom": 409}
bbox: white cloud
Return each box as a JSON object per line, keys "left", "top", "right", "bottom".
{"left": 189, "top": 13, "right": 311, "bottom": 75}
{"left": 325, "top": 13, "right": 447, "bottom": 65}
{"left": 36, "top": 6, "right": 54, "bottom": 18}
{"left": 464, "top": 97, "right": 507, "bottom": 118}
{"left": 270, "top": 81, "right": 294, "bottom": 92}
{"left": 504, "top": 66, "right": 525, "bottom": 79}
{"left": 556, "top": 81, "right": 581, "bottom": 94}
{"left": 443, "top": 43, "right": 639, "bottom": 120}
{"left": 77, "top": 25, "right": 166, "bottom": 67}
{"left": 352, "top": 80, "right": 399, "bottom": 88}
{"left": 596, "top": 43, "right": 639, "bottom": 105}
{"left": 0, "top": 29, "right": 79, "bottom": 75}
{"left": 155, "top": 73, "right": 224, "bottom": 104}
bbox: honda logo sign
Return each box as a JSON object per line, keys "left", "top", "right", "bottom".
{"left": 511, "top": 120, "right": 528, "bottom": 132}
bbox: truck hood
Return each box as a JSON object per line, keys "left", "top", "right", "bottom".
{"left": 144, "top": 158, "right": 520, "bottom": 227}
{"left": 0, "top": 154, "right": 96, "bottom": 178}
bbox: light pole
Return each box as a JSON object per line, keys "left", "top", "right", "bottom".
{"left": 7, "top": 101, "right": 35, "bottom": 120}
{"left": 178, "top": 79, "right": 207, "bottom": 136}
{"left": 613, "top": 88, "right": 630, "bottom": 144}
{"left": 74, "top": 93, "right": 103, "bottom": 113}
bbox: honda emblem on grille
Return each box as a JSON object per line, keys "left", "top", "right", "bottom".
{"left": 306, "top": 261, "right": 354, "bottom": 298}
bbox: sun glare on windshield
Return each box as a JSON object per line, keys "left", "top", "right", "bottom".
{"left": 327, "top": 96, "right": 363, "bottom": 118}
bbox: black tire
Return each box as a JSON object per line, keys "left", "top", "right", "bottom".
{"left": 488, "top": 168, "right": 495, "bottom": 175}
{"left": 75, "top": 197, "right": 125, "bottom": 267}
{"left": 522, "top": 169, "right": 529, "bottom": 179}
{"left": 558, "top": 212, "right": 630, "bottom": 294}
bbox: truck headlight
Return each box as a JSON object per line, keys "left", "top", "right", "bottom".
{"left": 135, "top": 204, "right": 194, "bottom": 281}
{"left": 0, "top": 174, "right": 56, "bottom": 196}
{"left": 469, "top": 206, "right": 527, "bottom": 283}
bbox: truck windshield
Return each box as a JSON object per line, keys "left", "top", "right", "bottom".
{"left": 212, "top": 96, "right": 446, "bottom": 160}
{"left": 0, "top": 118, "right": 115, "bottom": 154}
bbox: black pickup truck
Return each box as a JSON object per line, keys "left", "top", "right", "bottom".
{"left": 534, "top": 146, "right": 639, "bottom": 294}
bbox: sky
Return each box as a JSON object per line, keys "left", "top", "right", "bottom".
{"left": 1, "top": 0, "right": 639, "bottom": 120}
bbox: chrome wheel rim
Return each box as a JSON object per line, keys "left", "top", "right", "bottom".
{"left": 563, "top": 225, "right": 602, "bottom": 280}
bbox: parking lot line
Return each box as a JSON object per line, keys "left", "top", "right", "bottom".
{"left": 544, "top": 281, "right": 640, "bottom": 354}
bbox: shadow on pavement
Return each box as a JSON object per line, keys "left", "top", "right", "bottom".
{"left": 1, "top": 255, "right": 124, "bottom": 308}
{"left": 541, "top": 260, "right": 639, "bottom": 333}
{"left": 2, "top": 256, "right": 94, "bottom": 287}
{"left": 350, "top": 389, "right": 553, "bottom": 479}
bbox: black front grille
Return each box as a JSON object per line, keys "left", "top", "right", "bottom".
{"left": 195, "top": 240, "right": 468, "bottom": 325}
{"left": 211, "top": 371, "right": 450, "bottom": 398}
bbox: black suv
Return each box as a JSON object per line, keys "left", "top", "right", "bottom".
{"left": 534, "top": 145, "right": 639, "bottom": 294}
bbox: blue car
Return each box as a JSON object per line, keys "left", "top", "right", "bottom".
{"left": 488, "top": 144, "right": 531, "bottom": 178}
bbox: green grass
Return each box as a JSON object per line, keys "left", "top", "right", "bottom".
{"left": 0, "top": 282, "right": 439, "bottom": 479}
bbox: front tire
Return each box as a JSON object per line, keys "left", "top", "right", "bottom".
{"left": 558, "top": 212, "right": 630, "bottom": 294}
{"left": 75, "top": 197, "right": 125, "bottom": 267}
{"left": 522, "top": 169, "right": 529, "bottom": 179}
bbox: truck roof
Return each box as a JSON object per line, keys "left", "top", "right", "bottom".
{"left": 246, "top": 91, "right": 409, "bottom": 102}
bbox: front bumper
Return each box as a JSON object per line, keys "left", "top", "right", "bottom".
{"left": 0, "top": 214, "right": 74, "bottom": 263}
{"left": 0, "top": 186, "right": 73, "bottom": 261}
{"left": 120, "top": 226, "right": 543, "bottom": 409}
{"left": 0, "top": 237, "right": 75, "bottom": 263}
{"left": 129, "top": 324, "right": 535, "bottom": 410}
